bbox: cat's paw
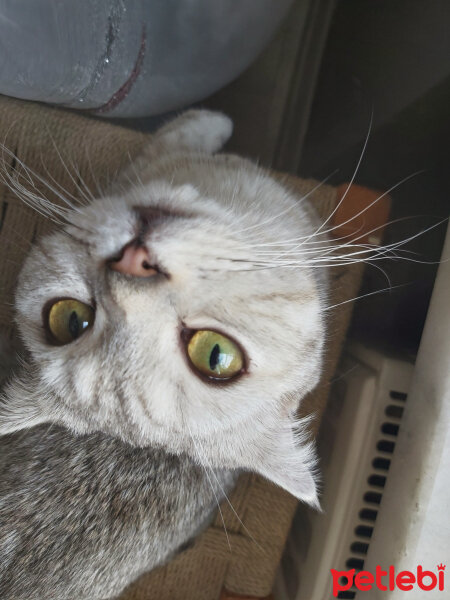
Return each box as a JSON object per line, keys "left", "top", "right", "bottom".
{"left": 158, "top": 110, "right": 233, "bottom": 154}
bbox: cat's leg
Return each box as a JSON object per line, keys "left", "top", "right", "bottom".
{"left": 154, "top": 110, "right": 233, "bottom": 154}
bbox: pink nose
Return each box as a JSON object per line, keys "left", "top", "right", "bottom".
{"left": 109, "top": 244, "right": 158, "bottom": 277}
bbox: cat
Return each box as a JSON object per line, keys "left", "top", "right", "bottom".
{"left": 0, "top": 110, "right": 325, "bottom": 599}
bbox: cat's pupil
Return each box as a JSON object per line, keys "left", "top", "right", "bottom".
{"left": 209, "top": 344, "right": 220, "bottom": 370}
{"left": 68, "top": 311, "right": 80, "bottom": 339}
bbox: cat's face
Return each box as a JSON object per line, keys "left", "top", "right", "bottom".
{"left": 3, "top": 112, "right": 325, "bottom": 504}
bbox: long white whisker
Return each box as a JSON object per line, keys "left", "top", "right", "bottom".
{"left": 0, "top": 143, "right": 72, "bottom": 223}
{"left": 45, "top": 132, "right": 93, "bottom": 205}
{"left": 69, "top": 159, "right": 96, "bottom": 203}
{"left": 192, "top": 433, "right": 264, "bottom": 552}
{"left": 324, "top": 283, "right": 409, "bottom": 311}
{"left": 38, "top": 155, "right": 87, "bottom": 208}
{"left": 185, "top": 424, "right": 231, "bottom": 552}
{"left": 308, "top": 110, "right": 374, "bottom": 244}
{"left": 233, "top": 172, "right": 337, "bottom": 236}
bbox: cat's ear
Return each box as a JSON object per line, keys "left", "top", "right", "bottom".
{"left": 0, "top": 370, "right": 48, "bottom": 436}
{"left": 252, "top": 420, "right": 320, "bottom": 508}
{"left": 154, "top": 110, "right": 233, "bottom": 154}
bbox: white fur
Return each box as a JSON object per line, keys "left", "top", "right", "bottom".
{"left": 0, "top": 111, "right": 326, "bottom": 506}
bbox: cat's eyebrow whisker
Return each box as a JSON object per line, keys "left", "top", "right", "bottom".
{"left": 46, "top": 131, "right": 94, "bottom": 206}
{"left": 85, "top": 147, "right": 104, "bottom": 198}
{"left": 307, "top": 110, "right": 373, "bottom": 243}
{"left": 69, "top": 159, "right": 97, "bottom": 204}
{"left": 126, "top": 151, "right": 146, "bottom": 189}
{"left": 38, "top": 151, "right": 88, "bottom": 209}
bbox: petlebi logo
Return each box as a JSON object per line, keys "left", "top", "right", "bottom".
{"left": 331, "top": 563, "right": 446, "bottom": 596}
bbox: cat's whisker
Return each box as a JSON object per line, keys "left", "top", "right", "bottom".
{"left": 302, "top": 170, "right": 426, "bottom": 248}
{"left": 330, "top": 364, "right": 361, "bottom": 384}
{"left": 126, "top": 151, "right": 146, "bottom": 189}
{"left": 201, "top": 245, "right": 432, "bottom": 273}
{"left": 38, "top": 151, "right": 88, "bottom": 208}
{"left": 68, "top": 159, "right": 97, "bottom": 204}
{"left": 85, "top": 147, "right": 104, "bottom": 198}
{"left": 295, "top": 214, "right": 435, "bottom": 255}
{"left": 191, "top": 433, "right": 265, "bottom": 553}
{"left": 323, "top": 283, "right": 410, "bottom": 312}
{"left": 243, "top": 225, "right": 365, "bottom": 252}
{"left": 205, "top": 212, "right": 447, "bottom": 276}
{"left": 306, "top": 216, "right": 447, "bottom": 266}
{"left": 210, "top": 242, "right": 396, "bottom": 266}
{"left": 243, "top": 168, "right": 425, "bottom": 261}
{"left": 233, "top": 172, "right": 337, "bottom": 236}
{"left": 0, "top": 182, "right": 64, "bottom": 224}
{"left": 0, "top": 144, "right": 74, "bottom": 223}
{"left": 185, "top": 425, "right": 232, "bottom": 552}
{"left": 307, "top": 110, "right": 373, "bottom": 244}
{"left": 46, "top": 132, "right": 94, "bottom": 206}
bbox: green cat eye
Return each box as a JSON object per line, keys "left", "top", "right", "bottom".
{"left": 46, "top": 299, "right": 95, "bottom": 345}
{"left": 187, "top": 330, "right": 244, "bottom": 381}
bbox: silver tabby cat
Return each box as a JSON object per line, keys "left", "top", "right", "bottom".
{"left": 0, "top": 111, "right": 325, "bottom": 599}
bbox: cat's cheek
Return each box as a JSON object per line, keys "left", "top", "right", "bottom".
{"left": 0, "top": 373, "right": 49, "bottom": 435}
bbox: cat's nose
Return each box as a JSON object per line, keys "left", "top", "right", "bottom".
{"left": 109, "top": 244, "right": 158, "bottom": 277}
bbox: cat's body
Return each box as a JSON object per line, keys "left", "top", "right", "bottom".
{"left": 0, "top": 111, "right": 325, "bottom": 598}
{"left": 0, "top": 425, "right": 234, "bottom": 599}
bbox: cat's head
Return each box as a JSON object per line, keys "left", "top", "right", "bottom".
{"left": 1, "top": 111, "right": 326, "bottom": 505}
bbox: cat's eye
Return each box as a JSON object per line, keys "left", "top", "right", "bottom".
{"left": 45, "top": 299, "right": 95, "bottom": 345}
{"left": 186, "top": 330, "right": 244, "bottom": 381}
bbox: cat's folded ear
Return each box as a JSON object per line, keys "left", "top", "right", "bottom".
{"left": 0, "top": 369, "right": 48, "bottom": 436}
{"left": 153, "top": 110, "right": 233, "bottom": 154}
{"left": 251, "top": 419, "right": 320, "bottom": 509}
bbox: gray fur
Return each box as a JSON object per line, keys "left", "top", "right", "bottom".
{"left": 0, "top": 110, "right": 327, "bottom": 598}
{"left": 0, "top": 423, "right": 234, "bottom": 599}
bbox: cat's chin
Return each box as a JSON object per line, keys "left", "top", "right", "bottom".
{"left": 0, "top": 366, "right": 319, "bottom": 507}
{"left": 131, "top": 409, "right": 320, "bottom": 507}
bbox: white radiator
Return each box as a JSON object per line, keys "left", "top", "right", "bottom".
{"left": 276, "top": 224, "right": 450, "bottom": 600}
{"left": 276, "top": 344, "right": 413, "bottom": 600}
